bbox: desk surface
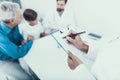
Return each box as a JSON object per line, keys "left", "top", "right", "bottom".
{"left": 24, "top": 36, "right": 74, "bottom": 79}
{"left": 24, "top": 34, "right": 99, "bottom": 79}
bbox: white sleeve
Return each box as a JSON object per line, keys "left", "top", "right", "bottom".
{"left": 18, "top": 24, "right": 23, "bottom": 35}
{"left": 38, "top": 22, "right": 44, "bottom": 33}
{"left": 72, "top": 64, "right": 96, "bottom": 80}
{"left": 84, "top": 36, "right": 109, "bottom": 61}
{"left": 86, "top": 43, "right": 99, "bottom": 61}
{"left": 83, "top": 41, "right": 102, "bottom": 61}
{"left": 18, "top": 23, "right": 28, "bottom": 40}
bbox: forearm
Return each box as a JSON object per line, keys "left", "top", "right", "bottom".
{"left": 77, "top": 42, "right": 89, "bottom": 53}
{"left": 3, "top": 40, "right": 33, "bottom": 59}
{"left": 17, "top": 40, "right": 33, "bottom": 58}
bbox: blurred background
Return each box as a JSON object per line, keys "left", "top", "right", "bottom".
{"left": 1, "top": 0, "right": 120, "bottom": 37}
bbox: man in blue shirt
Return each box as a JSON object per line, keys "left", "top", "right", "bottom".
{"left": 0, "top": 22, "right": 33, "bottom": 60}
{"left": 0, "top": 1, "right": 39, "bottom": 80}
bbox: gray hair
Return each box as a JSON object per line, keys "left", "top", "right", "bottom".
{"left": 0, "top": 1, "right": 20, "bottom": 22}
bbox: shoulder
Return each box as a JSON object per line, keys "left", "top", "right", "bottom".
{"left": 0, "top": 31, "right": 9, "bottom": 43}
{"left": 19, "top": 22, "right": 29, "bottom": 29}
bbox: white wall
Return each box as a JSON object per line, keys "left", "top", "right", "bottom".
{"left": 21, "top": 0, "right": 56, "bottom": 20}
{"left": 69, "top": 0, "right": 120, "bottom": 37}
{"left": 21, "top": 0, "right": 120, "bottom": 37}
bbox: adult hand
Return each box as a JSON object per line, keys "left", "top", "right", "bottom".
{"left": 67, "top": 30, "right": 89, "bottom": 53}
{"left": 67, "top": 50, "right": 83, "bottom": 70}
{"left": 67, "top": 30, "right": 83, "bottom": 49}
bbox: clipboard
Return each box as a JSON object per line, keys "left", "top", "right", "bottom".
{"left": 51, "top": 27, "right": 86, "bottom": 57}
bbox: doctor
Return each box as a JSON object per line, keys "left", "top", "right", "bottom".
{"left": 43, "top": 0, "right": 78, "bottom": 33}
{"left": 19, "top": 9, "right": 48, "bottom": 43}
{"left": 66, "top": 30, "right": 120, "bottom": 80}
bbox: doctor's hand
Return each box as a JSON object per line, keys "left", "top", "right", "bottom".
{"left": 67, "top": 30, "right": 82, "bottom": 49}
{"left": 66, "top": 30, "right": 89, "bottom": 53}
{"left": 67, "top": 50, "right": 83, "bottom": 70}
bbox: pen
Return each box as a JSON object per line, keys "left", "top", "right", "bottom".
{"left": 62, "top": 31, "right": 86, "bottom": 39}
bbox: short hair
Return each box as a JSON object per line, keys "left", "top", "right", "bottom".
{"left": 23, "top": 9, "right": 37, "bottom": 21}
{"left": 56, "top": 0, "right": 67, "bottom": 4}
{"left": 0, "top": 1, "right": 20, "bottom": 23}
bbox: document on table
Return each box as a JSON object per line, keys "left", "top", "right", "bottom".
{"left": 24, "top": 29, "right": 95, "bottom": 79}
{"left": 50, "top": 28, "right": 88, "bottom": 62}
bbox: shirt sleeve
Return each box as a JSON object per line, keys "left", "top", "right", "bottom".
{"left": 1, "top": 36, "right": 33, "bottom": 59}
{"left": 83, "top": 41, "right": 101, "bottom": 61}
{"left": 71, "top": 64, "right": 96, "bottom": 80}
{"left": 38, "top": 22, "right": 44, "bottom": 33}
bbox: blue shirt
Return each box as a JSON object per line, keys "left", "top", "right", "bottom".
{"left": 0, "top": 22, "right": 33, "bottom": 60}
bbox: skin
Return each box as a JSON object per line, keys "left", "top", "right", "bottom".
{"left": 67, "top": 30, "right": 89, "bottom": 53}
{"left": 67, "top": 50, "right": 83, "bottom": 70}
{"left": 27, "top": 19, "right": 38, "bottom": 26}
{"left": 66, "top": 30, "right": 89, "bottom": 70}
{"left": 57, "top": 0, "right": 66, "bottom": 12}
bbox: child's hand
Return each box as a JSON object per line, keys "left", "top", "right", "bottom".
{"left": 27, "top": 35, "right": 34, "bottom": 40}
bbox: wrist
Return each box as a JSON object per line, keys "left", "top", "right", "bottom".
{"left": 78, "top": 42, "right": 89, "bottom": 53}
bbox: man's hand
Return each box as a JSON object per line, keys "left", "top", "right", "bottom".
{"left": 67, "top": 30, "right": 83, "bottom": 49}
{"left": 67, "top": 50, "right": 83, "bottom": 70}
{"left": 67, "top": 30, "right": 89, "bottom": 53}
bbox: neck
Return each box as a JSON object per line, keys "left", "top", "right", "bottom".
{"left": 5, "top": 23, "right": 15, "bottom": 29}
{"left": 58, "top": 11, "right": 63, "bottom": 17}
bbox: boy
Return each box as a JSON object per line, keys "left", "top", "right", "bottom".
{"left": 19, "top": 9, "right": 47, "bottom": 43}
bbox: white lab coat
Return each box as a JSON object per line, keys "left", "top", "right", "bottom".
{"left": 43, "top": 8, "right": 78, "bottom": 33}
{"left": 71, "top": 34, "right": 120, "bottom": 80}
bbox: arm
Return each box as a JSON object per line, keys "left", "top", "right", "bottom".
{"left": 67, "top": 51, "right": 96, "bottom": 80}
{"left": 67, "top": 30, "right": 89, "bottom": 53}
{"left": 40, "top": 32, "right": 49, "bottom": 38}
{"left": 1, "top": 36, "right": 33, "bottom": 59}
{"left": 67, "top": 30, "right": 99, "bottom": 61}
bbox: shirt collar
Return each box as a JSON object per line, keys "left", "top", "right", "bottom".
{"left": 0, "top": 22, "right": 12, "bottom": 34}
